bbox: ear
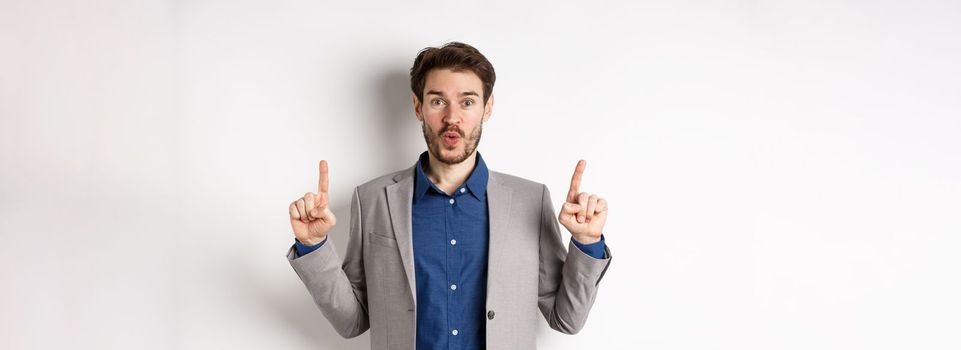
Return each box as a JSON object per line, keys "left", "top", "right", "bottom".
{"left": 412, "top": 93, "right": 423, "bottom": 122}
{"left": 482, "top": 93, "right": 494, "bottom": 123}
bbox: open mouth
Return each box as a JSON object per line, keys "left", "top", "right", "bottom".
{"left": 442, "top": 132, "right": 461, "bottom": 146}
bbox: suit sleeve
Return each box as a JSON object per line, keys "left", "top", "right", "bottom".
{"left": 286, "top": 186, "right": 370, "bottom": 338}
{"left": 293, "top": 237, "right": 327, "bottom": 257}
{"left": 537, "top": 184, "right": 612, "bottom": 335}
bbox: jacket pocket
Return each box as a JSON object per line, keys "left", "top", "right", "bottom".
{"left": 368, "top": 232, "right": 398, "bottom": 248}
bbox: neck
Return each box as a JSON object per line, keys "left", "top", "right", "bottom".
{"left": 424, "top": 151, "right": 477, "bottom": 195}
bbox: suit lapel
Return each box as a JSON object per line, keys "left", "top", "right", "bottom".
{"left": 385, "top": 167, "right": 513, "bottom": 308}
{"left": 386, "top": 168, "right": 418, "bottom": 306}
{"left": 486, "top": 171, "right": 512, "bottom": 296}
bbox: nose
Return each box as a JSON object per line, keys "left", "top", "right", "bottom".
{"left": 442, "top": 106, "right": 463, "bottom": 125}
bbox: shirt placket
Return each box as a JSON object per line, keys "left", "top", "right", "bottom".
{"left": 447, "top": 186, "right": 470, "bottom": 349}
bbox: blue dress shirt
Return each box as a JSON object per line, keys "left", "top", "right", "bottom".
{"left": 410, "top": 151, "right": 490, "bottom": 349}
{"left": 294, "top": 151, "right": 606, "bottom": 350}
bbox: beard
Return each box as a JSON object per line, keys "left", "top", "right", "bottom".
{"left": 422, "top": 121, "right": 483, "bottom": 166}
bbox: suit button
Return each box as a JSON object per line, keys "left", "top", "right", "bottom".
{"left": 487, "top": 310, "right": 495, "bottom": 320}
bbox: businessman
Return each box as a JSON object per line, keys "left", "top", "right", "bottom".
{"left": 286, "top": 42, "right": 612, "bottom": 350}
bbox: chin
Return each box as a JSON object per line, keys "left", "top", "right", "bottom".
{"left": 438, "top": 141, "right": 460, "bottom": 152}
{"left": 434, "top": 148, "right": 463, "bottom": 163}
{"left": 439, "top": 151, "right": 461, "bottom": 162}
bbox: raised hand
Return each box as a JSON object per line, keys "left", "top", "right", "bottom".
{"left": 558, "top": 160, "right": 607, "bottom": 244}
{"left": 289, "top": 160, "right": 337, "bottom": 246}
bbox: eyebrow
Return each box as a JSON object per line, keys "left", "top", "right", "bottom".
{"left": 426, "top": 90, "right": 479, "bottom": 97}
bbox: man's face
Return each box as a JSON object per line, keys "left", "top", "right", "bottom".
{"left": 414, "top": 68, "right": 493, "bottom": 165}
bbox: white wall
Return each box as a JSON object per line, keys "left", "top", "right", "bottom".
{"left": 2, "top": 0, "right": 960, "bottom": 349}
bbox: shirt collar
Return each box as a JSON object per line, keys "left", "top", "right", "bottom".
{"left": 414, "top": 151, "right": 489, "bottom": 203}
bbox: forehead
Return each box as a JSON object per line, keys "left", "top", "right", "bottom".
{"left": 423, "top": 68, "right": 483, "bottom": 94}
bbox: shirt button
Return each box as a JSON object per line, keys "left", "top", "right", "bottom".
{"left": 449, "top": 198, "right": 455, "bottom": 204}
{"left": 451, "top": 329, "right": 459, "bottom": 336}
{"left": 450, "top": 239, "right": 457, "bottom": 246}
{"left": 487, "top": 310, "right": 495, "bottom": 320}
{"left": 450, "top": 284, "right": 457, "bottom": 290}
{"left": 460, "top": 188, "right": 466, "bottom": 193}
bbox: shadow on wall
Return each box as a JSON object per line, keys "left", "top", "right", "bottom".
{"left": 375, "top": 66, "right": 421, "bottom": 172}
{"left": 237, "top": 201, "right": 366, "bottom": 349}
{"left": 327, "top": 64, "right": 415, "bottom": 279}
{"left": 261, "top": 65, "right": 415, "bottom": 349}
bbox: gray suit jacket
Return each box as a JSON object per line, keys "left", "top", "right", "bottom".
{"left": 287, "top": 166, "right": 612, "bottom": 350}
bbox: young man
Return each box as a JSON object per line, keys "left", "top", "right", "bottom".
{"left": 286, "top": 42, "right": 612, "bottom": 350}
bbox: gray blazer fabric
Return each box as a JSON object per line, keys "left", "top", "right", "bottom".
{"left": 287, "top": 166, "right": 612, "bottom": 350}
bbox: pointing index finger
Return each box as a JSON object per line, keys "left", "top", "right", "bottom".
{"left": 318, "top": 160, "right": 329, "bottom": 194}
{"left": 567, "top": 159, "right": 586, "bottom": 203}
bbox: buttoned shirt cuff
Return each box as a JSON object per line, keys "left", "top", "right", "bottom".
{"left": 294, "top": 237, "right": 327, "bottom": 257}
{"left": 571, "top": 234, "right": 606, "bottom": 259}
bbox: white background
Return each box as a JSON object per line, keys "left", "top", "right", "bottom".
{"left": 2, "top": 0, "right": 960, "bottom": 349}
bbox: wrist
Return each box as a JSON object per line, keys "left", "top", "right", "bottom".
{"left": 297, "top": 236, "right": 326, "bottom": 246}
{"left": 572, "top": 234, "right": 601, "bottom": 245}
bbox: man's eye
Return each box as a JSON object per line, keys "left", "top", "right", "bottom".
{"left": 431, "top": 99, "right": 445, "bottom": 106}
{"left": 463, "top": 99, "right": 474, "bottom": 107}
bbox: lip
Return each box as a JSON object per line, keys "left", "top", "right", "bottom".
{"left": 442, "top": 132, "right": 461, "bottom": 146}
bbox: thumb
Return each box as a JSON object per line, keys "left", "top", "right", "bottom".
{"left": 561, "top": 202, "right": 581, "bottom": 215}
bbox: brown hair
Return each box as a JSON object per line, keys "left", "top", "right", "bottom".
{"left": 410, "top": 41, "right": 496, "bottom": 104}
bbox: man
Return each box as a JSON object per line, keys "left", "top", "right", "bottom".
{"left": 286, "top": 42, "right": 612, "bottom": 350}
